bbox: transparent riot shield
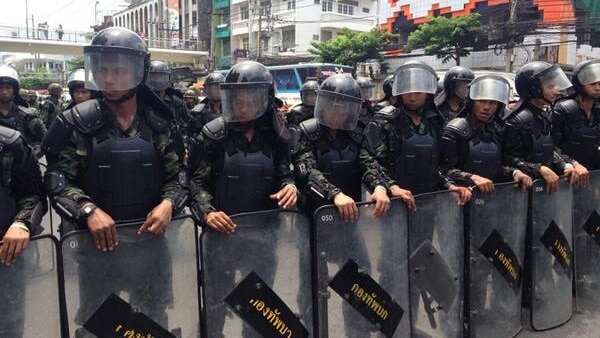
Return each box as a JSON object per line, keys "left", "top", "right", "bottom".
{"left": 200, "top": 209, "right": 313, "bottom": 338}
{"left": 314, "top": 198, "right": 410, "bottom": 338}
{"left": 529, "top": 178, "right": 573, "bottom": 330}
{"left": 574, "top": 170, "right": 600, "bottom": 312}
{"left": 467, "top": 183, "right": 528, "bottom": 338}
{"left": 409, "top": 190, "right": 464, "bottom": 338}
{"left": 61, "top": 216, "right": 200, "bottom": 338}
{"left": 0, "top": 235, "right": 62, "bottom": 337}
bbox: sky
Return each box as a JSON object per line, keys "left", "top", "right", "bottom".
{"left": 0, "top": 0, "right": 129, "bottom": 33}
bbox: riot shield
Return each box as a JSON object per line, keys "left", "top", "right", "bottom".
{"left": 467, "top": 183, "right": 527, "bottom": 338}
{"left": 61, "top": 216, "right": 200, "bottom": 338}
{"left": 529, "top": 178, "right": 573, "bottom": 330}
{"left": 574, "top": 169, "right": 600, "bottom": 312}
{"left": 0, "top": 235, "right": 62, "bottom": 337}
{"left": 200, "top": 209, "right": 313, "bottom": 338}
{"left": 409, "top": 190, "right": 464, "bottom": 338}
{"left": 314, "top": 198, "right": 410, "bottom": 338}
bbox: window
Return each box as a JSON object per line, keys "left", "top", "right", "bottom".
{"left": 313, "top": 34, "right": 319, "bottom": 41}
{"left": 314, "top": 0, "right": 320, "bottom": 4}
{"left": 242, "top": 37, "right": 249, "bottom": 51}
{"left": 321, "top": 30, "right": 332, "bottom": 42}
{"left": 322, "top": 1, "right": 332, "bottom": 12}
{"left": 282, "top": 27, "right": 295, "bottom": 51}
{"left": 287, "top": 0, "right": 295, "bottom": 10}
{"left": 272, "top": 69, "right": 300, "bottom": 91}
{"left": 362, "top": 7, "right": 369, "bottom": 13}
{"left": 241, "top": 5, "right": 249, "bottom": 20}
{"left": 338, "top": 3, "right": 353, "bottom": 15}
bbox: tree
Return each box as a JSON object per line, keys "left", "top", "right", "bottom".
{"left": 65, "top": 56, "right": 85, "bottom": 71}
{"left": 308, "top": 28, "right": 392, "bottom": 75}
{"left": 405, "top": 13, "right": 483, "bottom": 66}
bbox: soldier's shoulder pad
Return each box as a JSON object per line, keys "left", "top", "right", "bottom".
{"left": 145, "top": 106, "right": 171, "bottom": 133}
{"left": 191, "top": 103, "right": 206, "bottom": 114}
{"left": 553, "top": 98, "right": 579, "bottom": 116}
{"left": 509, "top": 108, "right": 535, "bottom": 128}
{"left": 299, "top": 117, "right": 321, "bottom": 141}
{"left": 373, "top": 105, "right": 398, "bottom": 120}
{"left": 202, "top": 116, "right": 227, "bottom": 141}
{"left": 0, "top": 124, "right": 23, "bottom": 150}
{"left": 70, "top": 99, "right": 105, "bottom": 134}
{"left": 444, "top": 117, "right": 471, "bottom": 138}
{"left": 16, "top": 105, "right": 36, "bottom": 117}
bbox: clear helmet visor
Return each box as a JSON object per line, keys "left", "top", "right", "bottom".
{"left": 205, "top": 83, "right": 221, "bottom": 101}
{"left": 537, "top": 66, "right": 573, "bottom": 97}
{"left": 392, "top": 67, "right": 437, "bottom": 96}
{"left": 577, "top": 62, "right": 600, "bottom": 86}
{"left": 360, "top": 86, "right": 376, "bottom": 101}
{"left": 469, "top": 77, "right": 511, "bottom": 104}
{"left": 300, "top": 89, "right": 317, "bottom": 106}
{"left": 314, "top": 91, "right": 362, "bottom": 131}
{"left": 221, "top": 84, "right": 270, "bottom": 123}
{"left": 84, "top": 52, "right": 145, "bottom": 91}
{"left": 147, "top": 72, "right": 171, "bottom": 91}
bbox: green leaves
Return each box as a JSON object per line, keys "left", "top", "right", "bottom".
{"left": 405, "top": 13, "right": 483, "bottom": 65}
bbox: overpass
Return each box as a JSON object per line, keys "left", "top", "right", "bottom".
{"left": 0, "top": 25, "right": 208, "bottom": 66}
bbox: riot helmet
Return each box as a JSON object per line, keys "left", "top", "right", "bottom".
{"left": 572, "top": 59, "right": 600, "bottom": 92}
{"left": 514, "top": 61, "right": 572, "bottom": 102}
{"left": 392, "top": 61, "right": 438, "bottom": 96}
{"left": 443, "top": 66, "right": 475, "bottom": 99}
{"left": 220, "top": 61, "right": 273, "bottom": 123}
{"left": 0, "top": 65, "right": 20, "bottom": 95}
{"left": 300, "top": 80, "right": 319, "bottom": 107}
{"left": 356, "top": 77, "right": 376, "bottom": 101}
{"left": 148, "top": 60, "right": 171, "bottom": 92}
{"left": 314, "top": 74, "right": 362, "bottom": 130}
{"left": 27, "top": 90, "right": 38, "bottom": 102}
{"left": 467, "top": 75, "right": 511, "bottom": 121}
{"left": 67, "top": 69, "right": 94, "bottom": 104}
{"left": 204, "top": 72, "right": 225, "bottom": 101}
{"left": 382, "top": 74, "right": 394, "bottom": 99}
{"left": 84, "top": 27, "right": 150, "bottom": 102}
{"left": 48, "top": 83, "right": 63, "bottom": 97}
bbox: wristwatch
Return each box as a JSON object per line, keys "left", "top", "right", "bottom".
{"left": 81, "top": 203, "right": 97, "bottom": 217}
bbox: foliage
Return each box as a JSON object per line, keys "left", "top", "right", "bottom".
{"left": 308, "top": 28, "right": 392, "bottom": 74}
{"left": 65, "top": 56, "right": 85, "bottom": 71}
{"left": 20, "top": 70, "right": 61, "bottom": 90}
{"left": 405, "top": 13, "right": 483, "bottom": 65}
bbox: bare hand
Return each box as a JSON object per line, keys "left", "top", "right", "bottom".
{"left": 205, "top": 211, "right": 236, "bottom": 233}
{"left": 564, "top": 165, "right": 579, "bottom": 187}
{"left": 540, "top": 166, "right": 560, "bottom": 193}
{"left": 138, "top": 199, "right": 174, "bottom": 235}
{"left": 333, "top": 192, "right": 358, "bottom": 222}
{"left": 470, "top": 174, "right": 494, "bottom": 195}
{"left": 514, "top": 170, "right": 533, "bottom": 191}
{"left": 389, "top": 185, "right": 416, "bottom": 211}
{"left": 270, "top": 184, "right": 297, "bottom": 209}
{"left": 368, "top": 188, "right": 391, "bottom": 218}
{"left": 574, "top": 162, "right": 590, "bottom": 187}
{"left": 0, "top": 226, "right": 30, "bottom": 266}
{"left": 86, "top": 207, "right": 118, "bottom": 252}
{"left": 449, "top": 184, "right": 472, "bottom": 205}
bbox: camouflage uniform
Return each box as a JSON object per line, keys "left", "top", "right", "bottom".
{"left": 39, "top": 96, "right": 62, "bottom": 129}
{"left": 285, "top": 104, "right": 314, "bottom": 127}
{"left": 0, "top": 102, "right": 46, "bottom": 145}
{"left": 188, "top": 98, "right": 221, "bottom": 138}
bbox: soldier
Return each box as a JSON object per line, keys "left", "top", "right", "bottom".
{"left": 183, "top": 89, "right": 199, "bottom": 110}
{"left": 0, "top": 125, "right": 46, "bottom": 336}
{"left": 39, "top": 82, "right": 63, "bottom": 129}
{"left": 363, "top": 61, "right": 471, "bottom": 203}
{"left": 189, "top": 61, "right": 296, "bottom": 338}
{"left": 440, "top": 75, "right": 533, "bottom": 193}
{"left": 26, "top": 90, "right": 40, "bottom": 111}
{"left": 553, "top": 59, "right": 600, "bottom": 179}
{"left": 64, "top": 69, "right": 96, "bottom": 110}
{"left": 435, "top": 66, "right": 475, "bottom": 122}
{"left": 0, "top": 66, "right": 47, "bottom": 146}
{"left": 356, "top": 76, "right": 377, "bottom": 122}
{"left": 374, "top": 74, "right": 395, "bottom": 111}
{"left": 503, "top": 61, "right": 580, "bottom": 192}
{"left": 188, "top": 72, "right": 224, "bottom": 137}
{"left": 42, "top": 27, "right": 189, "bottom": 333}
{"left": 286, "top": 80, "right": 318, "bottom": 128}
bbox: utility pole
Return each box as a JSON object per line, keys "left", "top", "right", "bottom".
{"left": 505, "top": 0, "right": 518, "bottom": 73}
{"left": 258, "top": 3, "right": 262, "bottom": 59}
{"left": 25, "top": 0, "right": 29, "bottom": 38}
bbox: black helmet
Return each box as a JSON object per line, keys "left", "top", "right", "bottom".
{"left": 443, "top": 66, "right": 475, "bottom": 97}
{"left": 48, "top": 83, "right": 63, "bottom": 97}
{"left": 515, "top": 61, "right": 572, "bottom": 100}
{"left": 314, "top": 74, "right": 362, "bottom": 130}
{"left": 0, "top": 65, "right": 20, "bottom": 94}
{"left": 356, "top": 77, "right": 375, "bottom": 101}
{"left": 300, "top": 80, "right": 319, "bottom": 106}
{"left": 382, "top": 74, "right": 394, "bottom": 99}
{"left": 572, "top": 59, "right": 600, "bottom": 91}
{"left": 148, "top": 60, "right": 172, "bottom": 91}
{"left": 392, "top": 61, "right": 437, "bottom": 96}
{"left": 83, "top": 27, "right": 150, "bottom": 101}
{"left": 221, "top": 61, "right": 273, "bottom": 122}
{"left": 204, "top": 72, "right": 225, "bottom": 101}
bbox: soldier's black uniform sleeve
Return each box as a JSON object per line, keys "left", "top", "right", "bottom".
{"left": 551, "top": 105, "right": 570, "bottom": 150}
{"left": 273, "top": 133, "right": 295, "bottom": 188}
{"left": 11, "top": 141, "right": 46, "bottom": 230}
{"left": 292, "top": 134, "right": 341, "bottom": 201}
{"left": 439, "top": 128, "right": 473, "bottom": 186}
{"left": 190, "top": 135, "right": 217, "bottom": 216}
